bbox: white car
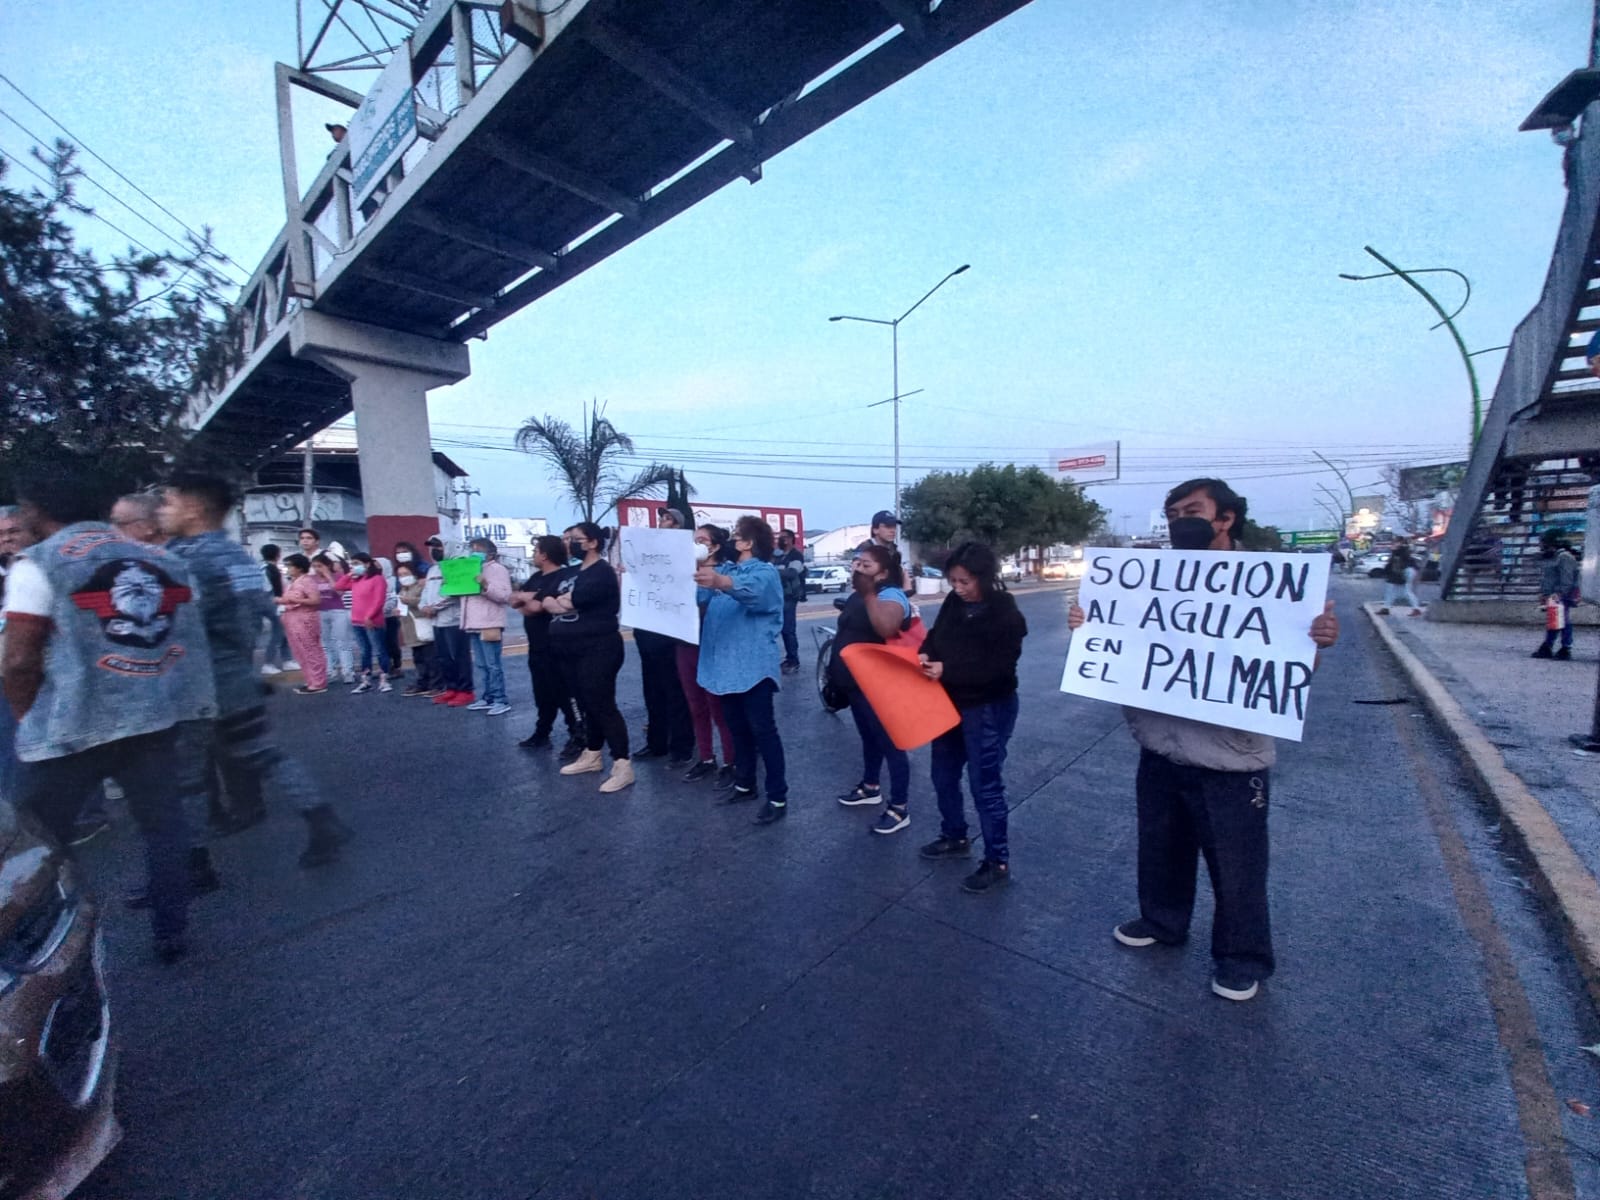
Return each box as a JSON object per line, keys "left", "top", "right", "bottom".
{"left": 806, "top": 565, "right": 850, "bottom": 593}
{"left": 1000, "top": 560, "right": 1024, "bottom": 582}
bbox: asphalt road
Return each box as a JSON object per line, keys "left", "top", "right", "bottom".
{"left": 73, "top": 579, "right": 1600, "bottom": 1199}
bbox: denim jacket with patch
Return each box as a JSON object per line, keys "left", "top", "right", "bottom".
{"left": 166, "top": 531, "right": 276, "bottom": 717}
{"left": 14, "top": 523, "right": 217, "bottom": 762}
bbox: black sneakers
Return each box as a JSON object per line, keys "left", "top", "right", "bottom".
{"left": 962, "top": 860, "right": 1010, "bottom": 894}
{"left": 558, "top": 736, "right": 585, "bottom": 762}
{"left": 1556, "top": 647, "right": 1574, "bottom": 661}
{"left": 519, "top": 731, "right": 552, "bottom": 749}
{"left": 753, "top": 800, "right": 787, "bottom": 825}
{"left": 1113, "top": 918, "right": 1182, "bottom": 948}
{"left": 1532, "top": 644, "right": 1555, "bottom": 659}
{"left": 837, "top": 782, "right": 882, "bottom": 807}
{"left": 1211, "top": 966, "right": 1260, "bottom": 1002}
{"left": 299, "top": 804, "right": 353, "bottom": 868}
{"left": 668, "top": 754, "right": 696, "bottom": 769}
{"left": 871, "top": 807, "right": 909, "bottom": 835}
{"left": 716, "top": 763, "right": 736, "bottom": 789}
{"left": 724, "top": 784, "right": 759, "bottom": 804}
{"left": 919, "top": 836, "right": 972, "bottom": 860}
{"left": 682, "top": 759, "right": 717, "bottom": 782}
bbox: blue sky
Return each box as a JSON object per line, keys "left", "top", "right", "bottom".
{"left": 2, "top": 0, "right": 1590, "bottom": 534}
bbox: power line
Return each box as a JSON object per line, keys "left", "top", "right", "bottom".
{"left": 1, "top": 152, "right": 172, "bottom": 260}
{"left": 0, "top": 70, "right": 251, "bottom": 278}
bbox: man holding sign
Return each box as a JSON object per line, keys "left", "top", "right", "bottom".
{"left": 1067, "top": 479, "right": 1339, "bottom": 1003}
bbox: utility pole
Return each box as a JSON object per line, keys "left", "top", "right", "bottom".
{"left": 301, "top": 438, "right": 316, "bottom": 528}
{"left": 453, "top": 481, "right": 481, "bottom": 538}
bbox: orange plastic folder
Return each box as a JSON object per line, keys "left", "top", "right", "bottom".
{"left": 839, "top": 643, "right": 961, "bottom": 751}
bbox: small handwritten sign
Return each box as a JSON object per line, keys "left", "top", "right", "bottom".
{"left": 619, "top": 527, "right": 699, "bottom": 644}
{"left": 1061, "top": 548, "right": 1331, "bottom": 741}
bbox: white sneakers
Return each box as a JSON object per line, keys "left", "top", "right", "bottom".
{"left": 598, "top": 759, "right": 635, "bottom": 794}
{"left": 560, "top": 750, "right": 604, "bottom": 775}
{"left": 260, "top": 664, "right": 282, "bottom": 676}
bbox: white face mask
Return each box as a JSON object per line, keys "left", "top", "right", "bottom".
{"left": 396, "top": 552, "right": 413, "bottom": 563}
{"left": 397, "top": 576, "right": 415, "bottom": 587}
{"left": 351, "top": 565, "right": 367, "bottom": 577}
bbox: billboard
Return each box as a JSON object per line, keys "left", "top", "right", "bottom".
{"left": 1398, "top": 461, "right": 1467, "bottom": 502}
{"left": 1285, "top": 530, "right": 1339, "bottom": 546}
{"left": 1051, "top": 442, "right": 1120, "bottom": 484}
{"left": 349, "top": 43, "right": 419, "bottom": 207}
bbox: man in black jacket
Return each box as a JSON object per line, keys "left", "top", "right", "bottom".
{"left": 776, "top": 529, "right": 806, "bottom": 674}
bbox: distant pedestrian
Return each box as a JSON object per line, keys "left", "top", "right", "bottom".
{"left": 161, "top": 474, "right": 353, "bottom": 869}
{"left": 918, "top": 542, "right": 1028, "bottom": 894}
{"left": 421, "top": 535, "right": 475, "bottom": 707}
{"left": 461, "top": 536, "right": 513, "bottom": 715}
{"left": 1377, "top": 539, "right": 1422, "bottom": 616}
{"left": 694, "top": 515, "right": 788, "bottom": 825}
{"left": 678, "top": 524, "right": 737, "bottom": 786}
{"left": 776, "top": 528, "right": 806, "bottom": 674}
{"left": 549, "top": 523, "right": 633, "bottom": 792}
{"left": 341, "top": 552, "right": 393, "bottom": 693}
{"left": 258, "top": 544, "right": 293, "bottom": 675}
{"left": 509, "top": 534, "right": 583, "bottom": 751}
{"left": 390, "top": 540, "right": 427, "bottom": 677}
{"left": 1069, "top": 477, "right": 1340, "bottom": 1002}
{"left": 830, "top": 543, "right": 915, "bottom": 835}
{"left": 4, "top": 459, "right": 215, "bottom": 962}
{"left": 1533, "top": 530, "right": 1581, "bottom": 661}
{"left": 311, "top": 553, "right": 355, "bottom": 683}
{"left": 631, "top": 507, "right": 696, "bottom": 764}
{"left": 276, "top": 553, "right": 327, "bottom": 693}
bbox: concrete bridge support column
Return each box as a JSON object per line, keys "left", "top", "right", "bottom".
{"left": 290, "top": 311, "right": 471, "bottom": 554}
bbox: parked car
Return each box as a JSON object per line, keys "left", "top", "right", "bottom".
{"left": 805, "top": 565, "right": 850, "bottom": 593}
{"left": 1040, "top": 561, "right": 1071, "bottom": 581}
{"left": 0, "top": 799, "right": 118, "bottom": 1200}
{"left": 1000, "top": 560, "right": 1024, "bottom": 582}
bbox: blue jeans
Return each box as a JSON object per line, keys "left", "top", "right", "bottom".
{"left": 352, "top": 625, "right": 390, "bottom": 675}
{"left": 848, "top": 687, "right": 908, "bottom": 809}
{"left": 781, "top": 599, "right": 799, "bottom": 665}
{"left": 931, "top": 694, "right": 1019, "bottom": 864}
{"left": 721, "top": 679, "right": 786, "bottom": 802}
{"left": 261, "top": 611, "right": 290, "bottom": 667}
{"left": 0, "top": 697, "right": 16, "bottom": 805}
{"left": 1542, "top": 595, "right": 1577, "bottom": 651}
{"left": 471, "top": 632, "right": 507, "bottom": 704}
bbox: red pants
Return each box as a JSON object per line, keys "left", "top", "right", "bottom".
{"left": 676, "top": 643, "right": 733, "bottom": 764}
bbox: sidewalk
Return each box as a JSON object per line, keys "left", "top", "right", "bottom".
{"left": 1366, "top": 593, "right": 1600, "bottom": 1009}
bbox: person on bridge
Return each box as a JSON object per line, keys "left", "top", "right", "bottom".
{"left": 509, "top": 534, "right": 583, "bottom": 753}
{"left": 629, "top": 507, "right": 696, "bottom": 766}
{"left": 1532, "top": 530, "right": 1581, "bottom": 661}
{"left": 694, "top": 515, "right": 788, "bottom": 825}
{"left": 275, "top": 553, "right": 327, "bottom": 693}
{"left": 1068, "top": 477, "right": 1340, "bottom": 1002}
{"left": 160, "top": 474, "right": 353, "bottom": 870}
{"left": 830, "top": 544, "right": 916, "bottom": 835}
{"left": 461, "top": 536, "right": 513, "bottom": 716}
{"left": 918, "top": 541, "right": 1028, "bottom": 895}
{"left": 4, "top": 458, "right": 215, "bottom": 962}
{"left": 678, "top": 524, "right": 737, "bottom": 788}
{"left": 776, "top": 528, "right": 806, "bottom": 675}
{"left": 548, "top": 522, "right": 633, "bottom": 792}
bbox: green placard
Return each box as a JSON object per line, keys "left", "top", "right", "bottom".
{"left": 439, "top": 554, "right": 484, "bottom": 596}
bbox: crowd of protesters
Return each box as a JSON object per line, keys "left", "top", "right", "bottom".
{"left": 0, "top": 469, "right": 1351, "bottom": 1006}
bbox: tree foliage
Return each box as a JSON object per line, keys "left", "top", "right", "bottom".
{"left": 901, "top": 464, "right": 1106, "bottom": 555}
{"left": 514, "top": 403, "right": 677, "bottom": 524}
{"left": 0, "top": 145, "right": 235, "bottom": 497}
{"left": 1236, "top": 519, "right": 1284, "bottom": 552}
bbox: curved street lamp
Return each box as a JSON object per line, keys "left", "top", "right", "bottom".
{"left": 830, "top": 263, "right": 971, "bottom": 521}
{"left": 1340, "top": 245, "right": 1486, "bottom": 444}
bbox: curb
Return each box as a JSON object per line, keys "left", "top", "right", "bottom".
{"left": 1363, "top": 602, "right": 1600, "bottom": 1014}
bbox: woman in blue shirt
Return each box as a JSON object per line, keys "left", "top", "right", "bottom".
{"left": 695, "top": 515, "right": 788, "bottom": 826}
{"left": 829, "top": 543, "right": 915, "bottom": 834}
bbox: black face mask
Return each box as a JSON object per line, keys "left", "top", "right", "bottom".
{"left": 429, "top": 546, "right": 444, "bottom": 563}
{"left": 1169, "top": 516, "right": 1217, "bottom": 550}
{"left": 568, "top": 540, "right": 586, "bottom": 560}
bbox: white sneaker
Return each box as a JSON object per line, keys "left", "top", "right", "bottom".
{"left": 260, "top": 664, "right": 282, "bottom": 676}
{"left": 599, "top": 759, "right": 635, "bottom": 793}
{"left": 560, "top": 749, "right": 604, "bottom": 775}
{"left": 486, "top": 702, "right": 511, "bottom": 716}
{"left": 283, "top": 659, "right": 300, "bottom": 671}
{"left": 465, "top": 699, "right": 491, "bottom": 711}
{"left": 378, "top": 679, "right": 393, "bottom": 694}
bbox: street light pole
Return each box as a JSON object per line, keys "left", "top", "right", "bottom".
{"left": 830, "top": 264, "right": 970, "bottom": 523}
{"left": 1340, "top": 245, "right": 1485, "bottom": 444}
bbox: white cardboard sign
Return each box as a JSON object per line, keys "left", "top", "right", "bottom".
{"left": 1061, "top": 548, "right": 1331, "bottom": 741}
{"left": 619, "top": 527, "right": 700, "bottom": 644}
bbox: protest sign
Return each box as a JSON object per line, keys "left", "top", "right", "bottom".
{"left": 619, "top": 527, "right": 699, "bottom": 644}
{"left": 1061, "top": 548, "right": 1331, "bottom": 741}
{"left": 438, "top": 555, "right": 484, "bottom": 597}
{"left": 839, "top": 642, "right": 960, "bottom": 750}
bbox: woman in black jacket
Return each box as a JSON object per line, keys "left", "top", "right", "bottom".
{"left": 918, "top": 541, "right": 1028, "bottom": 894}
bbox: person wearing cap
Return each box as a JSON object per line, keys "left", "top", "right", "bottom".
{"left": 856, "top": 510, "right": 901, "bottom": 558}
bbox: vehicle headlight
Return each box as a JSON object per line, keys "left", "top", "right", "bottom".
{"left": 0, "top": 874, "right": 77, "bottom": 996}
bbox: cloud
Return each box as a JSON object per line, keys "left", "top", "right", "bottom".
{"left": 1077, "top": 140, "right": 1158, "bottom": 195}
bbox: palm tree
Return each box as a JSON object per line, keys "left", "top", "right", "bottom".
{"left": 514, "top": 402, "right": 678, "bottom": 524}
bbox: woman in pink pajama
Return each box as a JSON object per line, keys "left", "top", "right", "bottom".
{"left": 677, "top": 524, "right": 736, "bottom": 787}
{"left": 276, "top": 553, "right": 328, "bottom": 694}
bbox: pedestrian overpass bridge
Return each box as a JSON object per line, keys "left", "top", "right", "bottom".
{"left": 181, "top": 0, "right": 1032, "bottom": 549}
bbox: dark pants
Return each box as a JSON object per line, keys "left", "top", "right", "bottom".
{"left": 721, "top": 679, "right": 787, "bottom": 802}
{"left": 211, "top": 706, "right": 320, "bottom": 818}
{"left": 434, "top": 625, "right": 473, "bottom": 692}
{"left": 781, "top": 599, "right": 800, "bottom": 666}
{"left": 848, "top": 688, "right": 909, "bottom": 808}
{"left": 18, "top": 722, "right": 209, "bottom": 940}
{"left": 412, "top": 641, "right": 440, "bottom": 689}
{"left": 1541, "top": 596, "right": 1576, "bottom": 651}
{"left": 384, "top": 616, "right": 403, "bottom": 675}
{"left": 528, "top": 646, "right": 579, "bottom": 738}
{"left": 635, "top": 630, "right": 693, "bottom": 757}
{"left": 555, "top": 637, "right": 629, "bottom": 759}
{"left": 261, "top": 611, "right": 290, "bottom": 667}
{"left": 1134, "top": 748, "right": 1274, "bottom": 977}
{"left": 931, "top": 694, "right": 1019, "bottom": 864}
